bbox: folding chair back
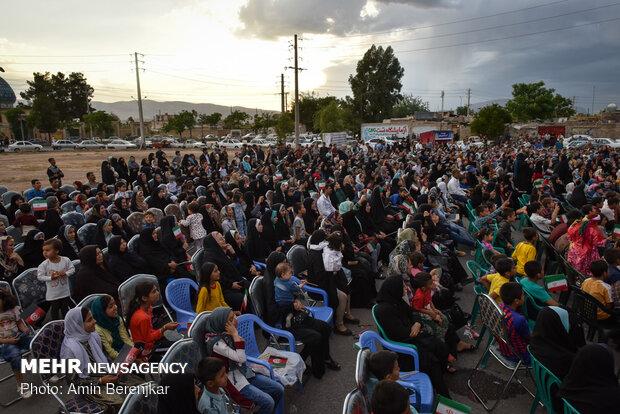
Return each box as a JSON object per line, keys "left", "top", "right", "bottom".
{"left": 117, "top": 381, "right": 158, "bottom": 414}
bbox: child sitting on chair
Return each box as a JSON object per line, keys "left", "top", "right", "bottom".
{"left": 497, "top": 282, "right": 530, "bottom": 364}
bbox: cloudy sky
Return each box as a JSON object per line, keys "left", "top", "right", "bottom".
{"left": 2, "top": 0, "right": 619, "bottom": 113}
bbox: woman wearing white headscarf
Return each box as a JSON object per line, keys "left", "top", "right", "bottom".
{"left": 60, "top": 307, "right": 143, "bottom": 412}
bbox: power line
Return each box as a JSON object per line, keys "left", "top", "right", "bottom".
{"left": 340, "top": 15, "right": 620, "bottom": 57}
{"left": 312, "top": 0, "right": 569, "bottom": 40}
{"left": 307, "top": 2, "right": 620, "bottom": 49}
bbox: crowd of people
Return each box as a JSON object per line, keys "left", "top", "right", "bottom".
{"left": 0, "top": 135, "right": 619, "bottom": 413}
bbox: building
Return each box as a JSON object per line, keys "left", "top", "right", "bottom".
{"left": 0, "top": 76, "right": 17, "bottom": 139}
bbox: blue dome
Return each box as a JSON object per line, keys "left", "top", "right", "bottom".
{"left": 0, "top": 76, "right": 16, "bottom": 108}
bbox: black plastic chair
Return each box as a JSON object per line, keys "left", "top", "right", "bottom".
{"left": 570, "top": 288, "right": 620, "bottom": 343}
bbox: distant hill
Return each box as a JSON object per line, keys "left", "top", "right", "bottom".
{"left": 91, "top": 99, "right": 278, "bottom": 121}
{"left": 469, "top": 99, "right": 587, "bottom": 114}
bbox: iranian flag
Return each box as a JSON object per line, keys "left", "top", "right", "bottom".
{"left": 558, "top": 214, "right": 567, "bottom": 224}
{"left": 393, "top": 211, "right": 404, "bottom": 221}
{"left": 240, "top": 290, "right": 248, "bottom": 313}
{"left": 328, "top": 176, "right": 335, "bottom": 183}
{"left": 32, "top": 200, "right": 47, "bottom": 211}
{"left": 280, "top": 180, "right": 289, "bottom": 188}
{"left": 544, "top": 274, "right": 568, "bottom": 292}
{"left": 411, "top": 182, "right": 419, "bottom": 192}
{"left": 546, "top": 167, "right": 554, "bottom": 175}
{"left": 481, "top": 178, "right": 489, "bottom": 186}
{"left": 434, "top": 395, "right": 472, "bottom": 414}
{"left": 316, "top": 180, "right": 326, "bottom": 190}
{"left": 172, "top": 225, "right": 182, "bottom": 239}
{"left": 401, "top": 200, "right": 415, "bottom": 214}
{"left": 275, "top": 171, "right": 283, "bottom": 179}
{"left": 613, "top": 225, "right": 620, "bottom": 238}
{"left": 362, "top": 240, "right": 377, "bottom": 254}
{"left": 533, "top": 179, "right": 544, "bottom": 189}
{"left": 308, "top": 190, "right": 317, "bottom": 198}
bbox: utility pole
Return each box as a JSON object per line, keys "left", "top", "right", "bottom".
{"left": 591, "top": 85, "right": 596, "bottom": 116}
{"left": 134, "top": 52, "right": 146, "bottom": 150}
{"left": 85, "top": 86, "right": 93, "bottom": 138}
{"left": 280, "top": 73, "right": 285, "bottom": 113}
{"left": 440, "top": 90, "right": 445, "bottom": 114}
{"left": 572, "top": 95, "right": 576, "bottom": 110}
{"left": 294, "top": 34, "right": 300, "bottom": 148}
{"left": 467, "top": 88, "right": 471, "bottom": 116}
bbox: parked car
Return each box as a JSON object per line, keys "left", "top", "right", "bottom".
{"left": 106, "top": 139, "right": 137, "bottom": 150}
{"left": 591, "top": 138, "right": 620, "bottom": 149}
{"left": 77, "top": 140, "right": 105, "bottom": 150}
{"left": 29, "top": 138, "right": 46, "bottom": 146}
{"left": 168, "top": 139, "right": 186, "bottom": 148}
{"left": 8, "top": 141, "right": 43, "bottom": 152}
{"left": 185, "top": 140, "right": 205, "bottom": 148}
{"left": 565, "top": 135, "right": 593, "bottom": 144}
{"left": 219, "top": 138, "right": 242, "bottom": 149}
{"left": 367, "top": 138, "right": 386, "bottom": 149}
{"left": 249, "top": 138, "right": 270, "bottom": 147}
{"left": 53, "top": 140, "right": 77, "bottom": 150}
{"left": 242, "top": 133, "right": 256, "bottom": 142}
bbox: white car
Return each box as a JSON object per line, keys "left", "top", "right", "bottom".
{"left": 592, "top": 138, "right": 620, "bottom": 149}
{"left": 185, "top": 140, "right": 205, "bottom": 148}
{"left": 168, "top": 139, "right": 186, "bottom": 148}
{"left": 366, "top": 138, "right": 386, "bottom": 149}
{"left": 53, "top": 140, "right": 77, "bottom": 150}
{"left": 565, "top": 135, "right": 593, "bottom": 144}
{"left": 8, "top": 141, "right": 43, "bottom": 152}
{"left": 219, "top": 138, "right": 242, "bottom": 149}
{"left": 249, "top": 138, "right": 270, "bottom": 147}
{"left": 242, "top": 133, "right": 256, "bottom": 141}
{"left": 106, "top": 139, "right": 137, "bottom": 150}
{"left": 77, "top": 140, "right": 105, "bottom": 150}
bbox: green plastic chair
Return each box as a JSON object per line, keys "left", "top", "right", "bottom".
{"left": 482, "top": 246, "right": 506, "bottom": 268}
{"left": 562, "top": 399, "right": 580, "bottom": 414}
{"left": 528, "top": 345, "right": 561, "bottom": 414}
{"left": 521, "top": 289, "right": 544, "bottom": 331}
{"left": 371, "top": 304, "right": 419, "bottom": 353}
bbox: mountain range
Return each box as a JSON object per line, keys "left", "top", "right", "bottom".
{"left": 91, "top": 99, "right": 278, "bottom": 121}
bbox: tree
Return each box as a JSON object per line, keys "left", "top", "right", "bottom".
{"left": 392, "top": 94, "right": 429, "bottom": 118}
{"left": 161, "top": 116, "right": 186, "bottom": 137}
{"left": 21, "top": 71, "right": 93, "bottom": 123}
{"left": 254, "top": 112, "right": 278, "bottom": 133}
{"left": 456, "top": 105, "right": 468, "bottom": 116}
{"left": 27, "top": 95, "right": 60, "bottom": 141}
{"left": 204, "top": 112, "right": 223, "bottom": 126}
{"left": 175, "top": 110, "right": 197, "bottom": 139}
{"left": 223, "top": 110, "right": 250, "bottom": 129}
{"left": 275, "top": 113, "right": 294, "bottom": 139}
{"left": 83, "top": 111, "right": 116, "bottom": 137}
{"left": 505, "top": 81, "right": 574, "bottom": 121}
{"left": 4, "top": 107, "right": 25, "bottom": 140}
{"left": 470, "top": 104, "right": 512, "bottom": 142}
{"left": 553, "top": 94, "right": 576, "bottom": 118}
{"left": 349, "top": 45, "right": 404, "bottom": 122}
{"left": 299, "top": 92, "right": 338, "bottom": 132}
{"left": 314, "top": 101, "right": 345, "bottom": 132}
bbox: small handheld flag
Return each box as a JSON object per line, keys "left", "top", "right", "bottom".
{"left": 240, "top": 290, "right": 248, "bottom": 313}
{"left": 32, "top": 200, "right": 47, "bottom": 211}
{"left": 316, "top": 180, "right": 326, "bottom": 191}
{"left": 172, "top": 225, "right": 182, "bottom": 239}
{"left": 434, "top": 395, "right": 472, "bottom": 414}
{"left": 410, "top": 182, "right": 419, "bottom": 192}
{"left": 544, "top": 274, "right": 568, "bottom": 292}
{"left": 275, "top": 171, "right": 283, "bottom": 179}
{"left": 546, "top": 168, "right": 554, "bottom": 175}
{"left": 613, "top": 225, "right": 620, "bottom": 239}
{"left": 362, "top": 241, "right": 377, "bottom": 254}
{"left": 308, "top": 190, "right": 317, "bottom": 197}
{"left": 481, "top": 178, "right": 489, "bottom": 186}
{"left": 401, "top": 200, "right": 415, "bottom": 215}
{"left": 533, "top": 179, "right": 544, "bottom": 189}
{"left": 559, "top": 214, "right": 567, "bottom": 224}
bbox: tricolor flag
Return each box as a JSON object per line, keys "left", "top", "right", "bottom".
{"left": 481, "top": 178, "right": 489, "bottom": 186}
{"left": 401, "top": 200, "right": 415, "bottom": 215}
{"left": 613, "top": 225, "right": 620, "bottom": 238}
{"left": 411, "top": 182, "right": 419, "bottom": 192}
{"left": 393, "top": 211, "right": 404, "bottom": 221}
{"left": 308, "top": 190, "right": 317, "bottom": 197}
{"left": 362, "top": 240, "right": 377, "bottom": 254}
{"left": 280, "top": 180, "right": 289, "bottom": 188}
{"left": 240, "top": 290, "right": 248, "bottom": 313}
{"left": 533, "top": 179, "right": 544, "bottom": 189}
{"left": 32, "top": 200, "right": 47, "bottom": 211}
{"left": 316, "top": 180, "right": 326, "bottom": 190}
{"left": 328, "top": 176, "right": 335, "bottom": 183}
{"left": 172, "top": 225, "right": 182, "bottom": 239}
{"left": 546, "top": 167, "right": 554, "bottom": 175}
{"left": 267, "top": 356, "right": 288, "bottom": 368}
{"left": 275, "top": 171, "right": 283, "bottom": 180}
{"left": 544, "top": 274, "right": 568, "bottom": 292}
{"left": 434, "top": 395, "right": 472, "bottom": 414}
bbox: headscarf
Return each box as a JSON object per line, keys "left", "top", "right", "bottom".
{"left": 0, "top": 236, "right": 18, "bottom": 282}
{"left": 338, "top": 201, "right": 354, "bottom": 215}
{"left": 90, "top": 295, "right": 124, "bottom": 352}
{"left": 376, "top": 275, "right": 407, "bottom": 306}
{"left": 386, "top": 254, "right": 410, "bottom": 280}
{"left": 204, "top": 306, "right": 234, "bottom": 356}
{"left": 138, "top": 228, "right": 171, "bottom": 277}
{"left": 60, "top": 307, "right": 108, "bottom": 378}
{"left": 560, "top": 344, "right": 620, "bottom": 413}
{"left": 57, "top": 224, "right": 81, "bottom": 260}
{"left": 530, "top": 306, "right": 579, "bottom": 380}
{"left": 39, "top": 208, "right": 64, "bottom": 239}
{"left": 21, "top": 229, "right": 45, "bottom": 269}
{"left": 157, "top": 373, "right": 200, "bottom": 414}
{"left": 302, "top": 197, "right": 318, "bottom": 233}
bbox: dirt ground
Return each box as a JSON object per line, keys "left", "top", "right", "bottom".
{"left": 0, "top": 148, "right": 216, "bottom": 192}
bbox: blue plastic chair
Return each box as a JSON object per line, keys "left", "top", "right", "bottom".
{"left": 165, "top": 278, "right": 199, "bottom": 325}
{"left": 253, "top": 260, "right": 267, "bottom": 270}
{"left": 291, "top": 276, "right": 334, "bottom": 328}
{"left": 237, "top": 313, "right": 296, "bottom": 412}
{"left": 358, "top": 330, "right": 433, "bottom": 413}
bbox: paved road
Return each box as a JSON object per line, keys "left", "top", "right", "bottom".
{"left": 3, "top": 252, "right": 619, "bottom": 413}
